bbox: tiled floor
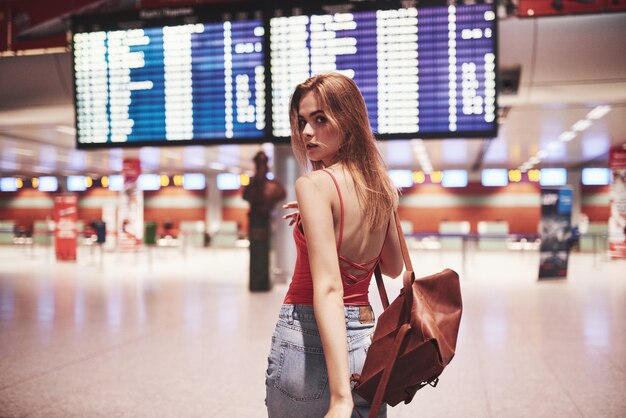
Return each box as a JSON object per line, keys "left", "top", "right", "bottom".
{"left": 0, "top": 244, "right": 625, "bottom": 417}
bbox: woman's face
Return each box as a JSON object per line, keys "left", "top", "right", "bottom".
{"left": 297, "top": 92, "right": 343, "bottom": 167}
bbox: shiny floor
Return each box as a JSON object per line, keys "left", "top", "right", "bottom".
{"left": 0, "top": 245, "right": 625, "bottom": 418}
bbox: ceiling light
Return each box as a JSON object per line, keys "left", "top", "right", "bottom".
{"left": 208, "top": 162, "right": 226, "bottom": 171}
{"left": 586, "top": 105, "right": 611, "bottom": 120}
{"left": 558, "top": 131, "right": 576, "bottom": 142}
{"left": 13, "top": 149, "right": 35, "bottom": 157}
{"left": 55, "top": 126, "right": 77, "bottom": 136}
{"left": 0, "top": 47, "right": 67, "bottom": 57}
{"left": 547, "top": 142, "right": 560, "bottom": 151}
{"left": 430, "top": 171, "right": 443, "bottom": 183}
{"left": 34, "top": 166, "right": 53, "bottom": 174}
{"left": 508, "top": 170, "right": 522, "bottom": 182}
{"left": 572, "top": 119, "right": 592, "bottom": 132}
{"left": 528, "top": 169, "right": 541, "bottom": 182}
{"left": 413, "top": 171, "right": 426, "bottom": 184}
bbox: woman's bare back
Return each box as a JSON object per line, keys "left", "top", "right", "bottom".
{"left": 323, "top": 166, "right": 390, "bottom": 270}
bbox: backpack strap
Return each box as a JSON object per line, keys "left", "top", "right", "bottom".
{"left": 369, "top": 210, "right": 416, "bottom": 417}
{"left": 374, "top": 210, "right": 414, "bottom": 312}
{"left": 368, "top": 323, "right": 411, "bottom": 418}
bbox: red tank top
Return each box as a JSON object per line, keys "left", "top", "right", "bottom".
{"left": 284, "top": 169, "right": 389, "bottom": 306}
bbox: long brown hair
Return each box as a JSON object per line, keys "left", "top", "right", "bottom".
{"left": 289, "top": 73, "right": 398, "bottom": 230}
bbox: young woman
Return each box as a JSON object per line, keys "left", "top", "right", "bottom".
{"left": 265, "top": 73, "right": 404, "bottom": 418}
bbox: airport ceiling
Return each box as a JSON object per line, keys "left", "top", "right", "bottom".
{"left": 0, "top": 10, "right": 625, "bottom": 178}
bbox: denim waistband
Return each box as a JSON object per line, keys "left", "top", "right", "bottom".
{"left": 278, "top": 304, "right": 374, "bottom": 323}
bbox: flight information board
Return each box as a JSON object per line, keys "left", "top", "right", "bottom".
{"left": 73, "top": 8, "right": 265, "bottom": 148}
{"left": 270, "top": 3, "right": 497, "bottom": 139}
{"left": 72, "top": 2, "right": 499, "bottom": 149}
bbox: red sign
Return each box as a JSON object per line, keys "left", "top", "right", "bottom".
{"left": 518, "top": 0, "right": 626, "bottom": 17}
{"left": 54, "top": 194, "right": 78, "bottom": 261}
{"left": 609, "top": 145, "right": 626, "bottom": 259}
{"left": 609, "top": 144, "right": 626, "bottom": 170}
{"left": 122, "top": 158, "right": 142, "bottom": 184}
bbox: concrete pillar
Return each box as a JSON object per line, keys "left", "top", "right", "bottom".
{"left": 272, "top": 143, "right": 299, "bottom": 284}
{"left": 206, "top": 173, "right": 222, "bottom": 235}
{"left": 569, "top": 169, "right": 582, "bottom": 226}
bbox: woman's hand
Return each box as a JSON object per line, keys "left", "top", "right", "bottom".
{"left": 282, "top": 201, "right": 299, "bottom": 226}
{"left": 324, "top": 398, "right": 354, "bottom": 418}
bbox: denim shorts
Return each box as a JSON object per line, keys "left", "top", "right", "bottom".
{"left": 265, "top": 304, "right": 387, "bottom": 418}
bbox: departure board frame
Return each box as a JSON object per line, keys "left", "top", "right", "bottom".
{"left": 269, "top": 0, "right": 499, "bottom": 141}
{"left": 71, "top": 4, "right": 270, "bottom": 149}
{"left": 71, "top": 0, "right": 499, "bottom": 150}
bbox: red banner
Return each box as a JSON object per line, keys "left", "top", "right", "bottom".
{"left": 122, "top": 158, "right": 142, "bottom": 185}
{"left": 608, "top": 145, "right": 626, "bottom": 259}
{"left": 54, "top": 194, "right": 78, "bottom": 261}
{"left": 119, "top": 158, "right": 143, "bottom": 250}
{"left": 518, "top": 0, "right": 626, "bottom": 17}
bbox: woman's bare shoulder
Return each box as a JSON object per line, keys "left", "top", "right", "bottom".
{"left": 295, "top": 170, "right": 334, "bottom": 192}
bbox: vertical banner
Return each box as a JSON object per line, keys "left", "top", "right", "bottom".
{"left": 608, "top": 145, "right": 626, "bottom": 259}
{"left": 54, "top": 194, "right": 78, "bottom": 261}
{"left": 539, "top": 187, "right": 573, "bottom": 279}
{"left": 119, "top": 158, "right": 143, "bottom": 251}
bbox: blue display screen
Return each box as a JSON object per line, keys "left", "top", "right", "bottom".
{"left": 388, "top": 170, "right": 413, "bottom": 188}
{"left": 73, "top": 13, "right": 265, "bottom": 147}
{"left": 0, "top": 178, "right": 18, "bottom": 192}
{"left": 540, "top": 168, "right": 567, "bottom": 186}
{"left": 270, "top": 3, "right": 497, "bottom": 139}
{"left": 216, "top": 173, "right": 240, "bottom": 190}
{"left": 183, "top": 173, "right": 206, "bottom": 190}
{"left": 557, "top": 188, "right": 573, "bottom": 215}
{"left": 581, "top": 168, "right": 610, "bottom": 185}
{"left": 67, "top": 176, "right": 87, "bottom": 192}
{"left": 481, "top": 169, "right": 508, "bottom": 186}
{"left": 38, "top": 177, "right": 59, "bottom": 192}
{"left": 72, "top": 2, "right": 498, "bottom": 148}
{"left": 442, "top": 170, "right": 468, "bottom": 188}
{"left": 138, "top": 174, "right": 161, "bottom": 191}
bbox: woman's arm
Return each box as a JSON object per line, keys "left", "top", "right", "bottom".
{"left": 378, "top": 211, "right": 404, "bottom": 278}
{"left": 295, "top": 174, "right": 354, "bottom": 416}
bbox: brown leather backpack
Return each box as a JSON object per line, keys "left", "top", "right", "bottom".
{"left": 351, "top": 211, "right": 463, "bottom": 417}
